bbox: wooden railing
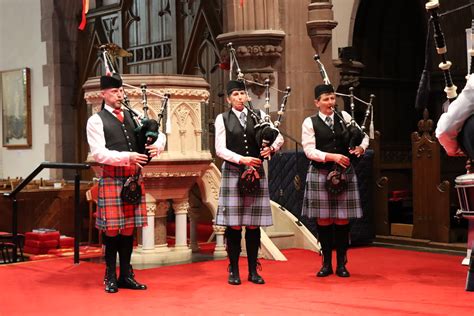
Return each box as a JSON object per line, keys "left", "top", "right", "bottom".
{"left": 3, "top": 162, "right": 90, "bottom": 263}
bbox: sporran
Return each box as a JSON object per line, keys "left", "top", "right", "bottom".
{"left": 238, "top": 166, "right": 261, "bottom": 195}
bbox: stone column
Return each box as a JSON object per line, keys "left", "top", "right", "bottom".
{"left": 154, "top": 200, "right": 170, "bottom": 252}
{"left": 213, "top": 224, "right": 227, "bottom": 258}
{"left": 188, "top": 206, "right": 200, "bottom": 253}
{"left": 217, "top": 0, "right": 285, "bottom": 105}
{"left": 41, "top": 0, "right": 82, "bottom": 179}
{"left": 141, "top": 194, "right": 157, "bottom": 251}
{"left": 173, "top": 198, "right": 189, "bottom": 250}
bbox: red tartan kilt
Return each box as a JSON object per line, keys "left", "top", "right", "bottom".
{"left": 96, "top": 165, "right": 147, "bottom": 231}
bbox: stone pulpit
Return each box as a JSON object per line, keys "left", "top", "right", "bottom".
{"left": 83, "top": 74, "right": 214, "bottom": 265}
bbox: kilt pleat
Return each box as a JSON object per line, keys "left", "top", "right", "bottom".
{"left": 301, "top": 164, "right": 362, "bottom": 219}
{"left": 95, "top": 165, "right": 147, "bottom": 231}
{"left": 215, "top": 162, "right": 273, "bottom": 227}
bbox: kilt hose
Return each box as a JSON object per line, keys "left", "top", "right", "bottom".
{"left": 302, "top": 164, "right": 362, "bottom": 219}
{"left": 96, "top": 165, "right": 147, "bottom": 231}
{"left": 215, "top": 162, "right": 273, "bottom": 227}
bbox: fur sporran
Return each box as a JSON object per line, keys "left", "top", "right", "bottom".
{"left": 325, "top": 168, "right": 347, "bottom": 195}
{"left": 238, "top": 166, "right": 261, "bottom": 195}
{"left": 121, "top": 175, "right": 142, "bottom": 204}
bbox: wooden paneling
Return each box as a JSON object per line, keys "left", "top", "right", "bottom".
{"left": 0, "top": 187, "right": 89, "bottom": 238}
{"left": 411, "top": 131, "right": 450, "bottom": 242}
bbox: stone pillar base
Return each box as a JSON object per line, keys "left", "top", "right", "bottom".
{"left": 131, "top": 246, "right": 193, "bottom": 265}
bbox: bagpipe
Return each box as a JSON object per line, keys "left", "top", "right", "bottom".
{"left": 226, "top": 43, "right": 290, "bottom": 158}
{"left": 99, "top": 44, "right": 170, "bottom": 203}
{"left": 313, "top": 54, "right": 375, "bottom": 150}
{"left": 224, "top": 43, "right": 291, "bottom": 194}
{"left": 313, "top": 54, "right": 375, "bottom": 195}
{"left": 100, "top": 44, "right": 169, "bottom": 160}
{"left": 424, "top": 1, "right": 474, "bottom": 156}
{"left": 421, "top": 1, "right": 458, "bottom": 105}
{"left": 424, "top": 1, "right": 474, "bottom": 291}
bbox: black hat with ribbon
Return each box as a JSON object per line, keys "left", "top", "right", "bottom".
{"left": 100, "top": 73, "right": 123, "bottom": 90}
{"left": 226, "top": 80, "right": 246, "bottom": 95}
{"left": 314, "top": 84, "right": 334, "bottom": 99}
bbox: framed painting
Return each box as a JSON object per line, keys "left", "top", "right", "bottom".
{"left": 0, "top": 68, "right": 31, "bottom": 148}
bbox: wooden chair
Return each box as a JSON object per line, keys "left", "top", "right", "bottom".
{"left": 0, "top": 232, "right": 25, "bottom": 264}
{"left": 86, "top": 185, "right": 102, "bottom": 246}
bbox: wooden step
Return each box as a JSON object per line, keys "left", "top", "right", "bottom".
{"left": 266, "top": 231, "right": 296, "bottom": 250}
{"left": 266, "top": 231, "right": 295, "bottom": 238}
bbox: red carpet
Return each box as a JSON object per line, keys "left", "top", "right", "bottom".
{"left": 0, "top": 247, "right": 472, "bottom": 315}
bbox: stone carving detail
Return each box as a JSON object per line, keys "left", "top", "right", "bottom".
{"left": 334, "top": 59, "right": 364, "bottom": 86}
{"left": 84, "top": 88, "right": 209, "bottom": 104}
{"left": 175, "top": 104, "right": 191, "bottom": 128}
{"left": 236, "top": 44, "right": 283, "bottom": 58}
{"left": 144, "top": 171, "right": 202, "bottom": 177}
{"left": 203, "top": 172, "right": 219, "bottom": 201}
{"left": 173, "top": 200, "right": 190, "bottom": 215}
{"left": 146, "top": 202, "right": 156, "bottom": 215}
{"left": 213, "top": 224, "right": 226, "bottom": 234}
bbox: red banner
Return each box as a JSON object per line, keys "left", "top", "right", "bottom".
{"left": 78, "top": 0, "right": 89, "bottom": 31}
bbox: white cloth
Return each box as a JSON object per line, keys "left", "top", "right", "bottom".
{"left": 302, "top": 110, "right": 369, "bottom": 162}
{"left": 215, "top": 108, "right": 284, "bottom": 164}
{"left": 86, "top": 104, "right": 166, "bottom": 166}
{"left": 435, "top": 75, "right": 474, "bottom": 156}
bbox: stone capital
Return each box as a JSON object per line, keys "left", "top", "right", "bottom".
{"left": 217, "top": 30, "right": 285, "bottom": 97}
{"left": 213, "top": 225, "right": 226, "bottom": 234}
{"left": 173, "top": 199, "right": 189, "bottom": 215}
{"left": 333, "top": 58, "right": 365, "bottom": 88}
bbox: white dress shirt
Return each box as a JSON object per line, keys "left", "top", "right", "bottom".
{"left": 215, "top": 107, "right": 284, "bottom": 164}
{"left": 86, "top": 104, "right": 166, "bottom": 166}
{"left": 302, "top": 110, "right": 369, "bottom": 162}
{"left": 435, "top": 75, "right": 474, "bottom": 156}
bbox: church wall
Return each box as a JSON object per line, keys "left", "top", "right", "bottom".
{"left": 332, "top": 0, "right": 358, "bottom": 59}
{"left": 0, "top": 0, "right": 49, "bottom": 178}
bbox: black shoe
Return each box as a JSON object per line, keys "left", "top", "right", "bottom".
{"left": 118, "top": 266, "right": 147, "bottom": 290}
{"left": 248, "top": 272, "right": 265, "bottom": 284}
{"left": 117, "top": 275, "right": 147, "bottom": 290}
{"left": 228, "top": 271, "right": 242, "bottom": 285}
{"left": 335, "top": 265, "right": 350, "bottom": 277}
{"left": 317, "top": 263, "right": 333, "bottom": 277}
{"left": 104, "top": 273, "right": 118, "bottom": 293}
{"left": 228, "top": 265, "right": 241, "bottom": 285}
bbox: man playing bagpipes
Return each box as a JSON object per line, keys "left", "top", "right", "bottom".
{"left": 436, "top": 74, "right": 474, "bottom": 158}
{"left": 86, "top": 74, "right": 166, "bottom": 293}
{"left": 214, "top": 80, "right": 284, "bottom": 285}
{"left": 301, "top": 84, "right": 368, "bottom": 278}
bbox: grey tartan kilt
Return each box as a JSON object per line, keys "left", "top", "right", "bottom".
{"left": 301, "top": 164, "right": 363, "bottom": 219}
{"left": 215, "top": 161, "right": 273, "bottom": 227}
